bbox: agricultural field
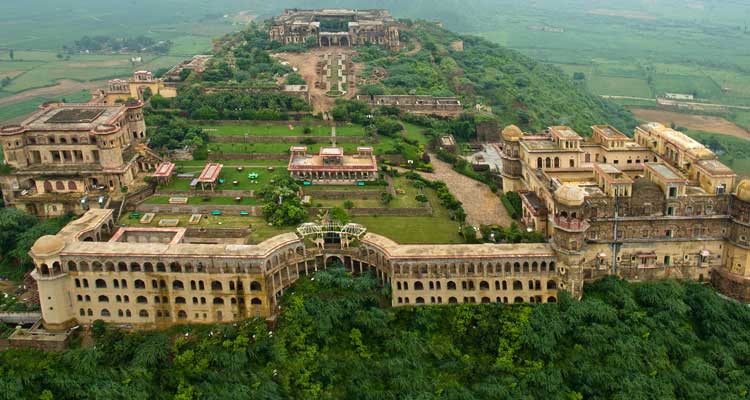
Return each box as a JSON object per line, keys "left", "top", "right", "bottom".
{"left": 630, "top": 108, "right": 750, "bottom": 140}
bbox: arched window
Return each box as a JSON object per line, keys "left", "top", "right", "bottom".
{"left": 130, "top": 262, "right": 141, "bottom": 272}
{"left": 190, "top": 281, "right": 197, "bottom": 290}
{"left": 178, "top": 310, "right": 188, "bottom": 319}
{"left": 537, "top": 158, "right": 543, "bottom": 169}
{"left": 447, "top": 281, "right": 456, "bottom": 290}
{"left": 448, "top": 297, "right": 458, "bottom": 304}
{"left": 95, "top": 279, "right": 107, "bottom": 289}
{"left": 136, "top": 296, "right": 148, "bottom": 304}
{"left": 170, "top": 262, "right": 181, "bottom": 273}
{"left": 134, "top": 279, "right": 145, "bottom": 289}
{"left": 554, "top": 157, "right": 560, "bottom": 168}
{"left": 229, "top": 281, "right": 235, "bottom": 291}
{"left": 100, "top": 309, "right": 111, "bottom": 317}
{"left": 251, "top": 298, "right": 262, "bottom": 305}
{"left": 480, "top": 281, "right": 489, "bottom": 290}
{"left": 139, "top": 310, "right": 149, "bottom": 318}
{"left": 116, "top": 295, "right": 122, "bottom": 302}
{"left": 79, "top": 308, "right": 85, "bottom": 316}
{"left": 85, "top": 295, "right": 91, "bottom": 302}
{"left": 40, "top": 264, "right": 50, "bottom": 275}
{"left": 514, "top": 297, "right": 524, "bottom": 303}
{"left": 415, "top": 297, "right": 425, "bottom": 304}
{"left": 545, "top": 158, "right": 551, "bottom": 168}
{"left": 68, "top": 261, "right": 77, "bottom": 271}
{"left": 144, "top": 262, "right": 154, "bottom": 272}
{"left": 213, "top": 297, "right": 224, "bottom": 305}
{"left": 548, "top": 296, "right": 557, "bottom": 303}
{"left": 126, "top": 310, "right": 132, "bottom": 317}
{"left": 55, "top": 181, "right": 65, "bottom": 191}
{"left": 118, "top": 310, "right": 123, "bottom": 317}
{"left": 211, "top": 281, "right": 223, "bottom": 291}
{"left": 502, "top": 281, "right": 507, "bottom": 290}
{"left": 414, "top": 281, "right": 424, "bottom": 290}
{"left": 173, "top": 280, "right": 184, "bottom": 290}
{"left": 547, "top": 280, "right": 557, "bottom": 290}
{"left": 68, "top": 181, "right": 77, "bottom": 191}
{"left": 98, "top": 295, "right": 109, "bottom": 303}
{"left": 513, "top": 281, "right": 523, "bottom": 290}
{"left": 87, "top": 309, "right": 93, "bottom": 316}
{"left": 75, "top": 278, "right": 81, "bottom": 288}
{"left": 549, "top": 262, "right": 556, "bottom": 272}
{"left": 156, "top": 262, "right": 166, "bottom": 272}
{"left": 481, "top": 297, "right": 491, "bottom": 304}
{"left": 175, "top": 297, "right": 186, "bottom": 304}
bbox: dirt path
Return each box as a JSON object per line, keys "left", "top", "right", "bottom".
{"left": 275, "top": 48, "right": 358, "bottom": 114}
{"left": 0, "top": 79, "right": 104, "bottom": 107}
{"left": 410, "top": 155, "right": 513, "bottom": 227}
{"left": 404, "top": 38, "right": 422, "bottom": 55}
{"left": 629, "top": 108, "right": 750, "bottom": 139}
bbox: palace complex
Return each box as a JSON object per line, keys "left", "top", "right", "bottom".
{"left": 0, "top": 101, "right": 160, "bottom": 218}
{"left": 23, "top": 120, "right": 750, "bottom": 331}
{"left": 288, "top": 146, "right": 378, "bottom": 183}
{"left": 269, "top": 9, "right": 401, "bottom": 50}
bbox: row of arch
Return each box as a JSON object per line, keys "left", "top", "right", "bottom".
{"left": 536, "top": 157, "right": 573, "bottom": 169}
{"left": 75, "top": 278, "right": 263, "bottom": 292}
{"left": 396, "top": 296, "right": 558, "bottom": 304}
{"left": 390, "top": 260, "right": 557, "bottom": 275}
{"left": 78, "top": 295, "right": 263, "bottom": 306}
{"left": 396, "top": 279, "right": 557, "bottom": 291}
{"left": 43, "top": 180, "right": 78, "bottom": 192}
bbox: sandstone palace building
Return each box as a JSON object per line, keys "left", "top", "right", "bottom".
{"left": 269, "top": 9, "right": 401, "bottom": 50}
{"left": 0, "top": 101, "right": 159, "bottom": 218}
{"left": 25, "top": 121, "right": 750, "bottom": 330}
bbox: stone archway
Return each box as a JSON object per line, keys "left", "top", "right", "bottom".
{"left": 340, "top": 36, "right": 349, "bottom": 47}
{"left": 325, "top": 255, "right": 344, "bottom": 268}
{"left": 321, "top": 36, "right": 330, "bottom": 47}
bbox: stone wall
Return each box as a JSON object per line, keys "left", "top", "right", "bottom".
{"left": 136, "top": 204, "right": 262, "bottom": 215}
{"left": 209, "top": 135, "right": 366, "bottom": 144}
{"left": 207, "top": 153, "right": 288, "bottom": 161}
{"left": 303, "top": 189, "right": 384, "bottom": 200}
{"left": 307, "top": 206, "right": 432, "bottom": 217}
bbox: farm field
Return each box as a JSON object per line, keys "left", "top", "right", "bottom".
{"left": 629, "top": 108, "right": 750, "bottom": 139}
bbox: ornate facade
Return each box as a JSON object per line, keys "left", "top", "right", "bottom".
{"left": 500, "top": 122, "right": 750, "bottom": 301}
{"left": 31, "top": 210, "right": 564, "bottom": 330}
{"left": 92, "top": 71, "right": 177, "bottom": 105}
{"left": 0, "top": 101, "right": 156, "bottom": 217}
{"left": 269, "top": 9, "right": 401, "bottom": 50}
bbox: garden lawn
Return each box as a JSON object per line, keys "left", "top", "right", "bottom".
{"left": 158, "top": 166, "right": 287, "bottom": 191}
{"left": 143, "top": 196, "right": 261, "bottom": 206}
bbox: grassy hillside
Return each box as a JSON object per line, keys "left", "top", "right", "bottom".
{"left": 358, "top": 22, "right": 636, "bottom": 134}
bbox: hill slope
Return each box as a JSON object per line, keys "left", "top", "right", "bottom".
{"left": 357, "top": 22, "right": 636, "bottom": 133}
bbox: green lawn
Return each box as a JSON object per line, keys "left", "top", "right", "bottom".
{"left": 175, "top": 159, "right": 288, "bottom": 168}
{"left": 201, "top": 123, "right": 366, "bottom": 137}
{"left": 158, "top": 166, "right": 288, "bottom": 191}
{"left": 401, "top": 122, "right": 431, "bottom": 145}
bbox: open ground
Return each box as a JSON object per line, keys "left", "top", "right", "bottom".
{"left": 630, "top": 108, "right": 750, "bottom": 139}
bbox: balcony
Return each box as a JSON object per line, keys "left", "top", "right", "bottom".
{"left": 553, "top": 216, "right": 588, "bottom": 231}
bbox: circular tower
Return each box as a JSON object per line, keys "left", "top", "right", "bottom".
{"left": 713, "top": 179, "right": 750, "bottom": 301}
{"left": 550, "top": 184, "right": 589, "bottom": 298}
{"left": 500, "top": 125, "right": 523, "bottom": 192}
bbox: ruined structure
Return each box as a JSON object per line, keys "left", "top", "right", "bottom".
{"left": 0, "top": 101, "right": 159, "bottom": 217}
{"left": 356, "top": 95, "right": 463, "bottom": 117}
{"left": 500, "top": 122, "right": 750, "bottom": 301}
{"left": 92, "top": 71, "right": 177, "bottom": 104}
{"left": 270, "top": 9, "right": 401, "bottom": 50}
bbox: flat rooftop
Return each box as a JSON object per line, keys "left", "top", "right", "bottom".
{"left": 289, "top": 154, "right": 377, "bottom": 170}
{"left": 363, "top": 233, "right": 556, "bottom": 259}
{"left": 648, "top": 163, "right": 684, "bottom": 181}
{"left": 14, "top": 103, "right": 128, "bottom": 132}
{"left": 593, "top": 125, "right": 628, "bottom": 139}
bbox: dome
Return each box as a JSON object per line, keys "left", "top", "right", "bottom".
{"left": 501, "top": 125, "right": 523, "bottom": 141}
{"left": 736, "top": 179, "right": 750, "bottom": 203}
{"left": 554, "top": 184, "right": 585, "bottom": 207}
{"left": 31, "top": 235, "right": 65, "bottom": 256}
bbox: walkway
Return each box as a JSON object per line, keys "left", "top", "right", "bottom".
{"left": 409, "top": 155, "right": 513, "bottom": 227}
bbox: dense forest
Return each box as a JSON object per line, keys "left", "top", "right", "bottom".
{"left": 1, "top": 270, "right": 748, "bottom": 399}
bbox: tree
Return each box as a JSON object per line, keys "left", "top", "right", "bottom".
{"left": 328, "top": 207, "right": 349, "bottom": 224}
{"left": 343, "top": 200, "right": 354, "bottom": 209}
{"left": 380, "top": 192, "right": 393, "bottom": 205}
{"left": 0, "top": 208, "right": 37, "bottom": 254}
